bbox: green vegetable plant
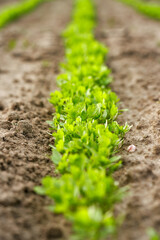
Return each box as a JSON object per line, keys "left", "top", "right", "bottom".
{"left": 35, "top": 0, "right": 130, "bottom": 239}
{"left": 117, "top": 0, "right": 160, "bottom": 20}
{"left": 0, "top": 0, "right": 48, "bottom": 29}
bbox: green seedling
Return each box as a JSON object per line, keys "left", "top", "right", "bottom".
{"left": 7, "top": 39, "right": 17, "bottom": 50}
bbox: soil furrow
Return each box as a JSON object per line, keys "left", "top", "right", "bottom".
{"left": 96, "top": 0, "right": 160, "bottom": 239}
{"left": 0, "top": 1, "right": 71, "bottom": 240}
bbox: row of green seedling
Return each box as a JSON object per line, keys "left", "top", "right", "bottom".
{"left": 0, "top": 0, "right": 47, "bottom": 28}
{"left": 35, "top": 0, "right": 129, "bottom": 239}
{"left": 117, "top": 0, "right": 160, "bottom": 20}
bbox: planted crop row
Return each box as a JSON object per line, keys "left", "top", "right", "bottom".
{"left": 35, "top": 0, "right": 129, "bottom": 239}
{"left": 117, "top": 0, "right": 160, "bottom": 20}
{"left": 0, "top": 0, "right": 47, "bottom": 28}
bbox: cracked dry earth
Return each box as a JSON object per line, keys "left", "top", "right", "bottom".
{"left": 1, "top": 0, "right": 160, "bottom": 240}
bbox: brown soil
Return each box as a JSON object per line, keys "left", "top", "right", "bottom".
{"left": 1, "top": 0, "right": 160, "bottom": 239}
{"left": 96, "top": 0, "right": 160, "bottom": 239}
{"left": 0, "top": 1, "right": 72, "bottom": 240}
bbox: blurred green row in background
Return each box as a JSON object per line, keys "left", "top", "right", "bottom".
{"left": 0, "top": 0, "right": 50, "bottom": 28}
{"left": 117, "top": 0, "right": 160, "bottom": 20}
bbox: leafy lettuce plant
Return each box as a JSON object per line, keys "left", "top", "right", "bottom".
{"left": 35, "top": 0, "right": 129, "bottom": 239}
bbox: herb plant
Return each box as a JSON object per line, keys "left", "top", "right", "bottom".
{"left": 35, "top": 0, "right": 129, "bottom": 239}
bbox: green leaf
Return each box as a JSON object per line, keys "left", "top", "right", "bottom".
{"left": 34, "top": 186, "right": 45, "bottom": 195}
{"left": 110, "top": 104, "right": 118, "bottom": 120}
{"left": 51, "top": 148, "right": 62, "bottom": 165}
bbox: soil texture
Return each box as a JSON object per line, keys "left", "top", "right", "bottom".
{"left": 0, "top": 1, "right": 72, "bottom": 240}
{"left": 96, "top": 0, "right": 160, "bottom": 239}
{"left": 1, "top": 0, "right": 160, "bottom": 239}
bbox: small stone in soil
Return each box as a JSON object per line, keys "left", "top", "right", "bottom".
{"left": 127, "top": 144, "right": 136, "bottom": 153}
